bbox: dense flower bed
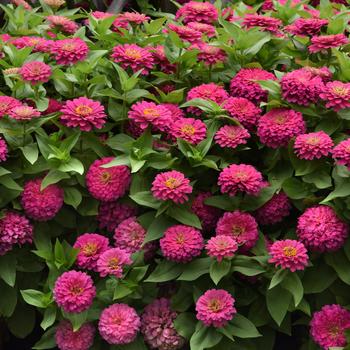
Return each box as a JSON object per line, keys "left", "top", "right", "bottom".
{"left": 0, "top": 0, "right": 350, "bottom": 349}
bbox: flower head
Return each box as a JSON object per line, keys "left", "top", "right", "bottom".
{"left": 21, "top": 178, "right": 64, "bottom": 221}
{"left": 187, "top": 22, "right": 216, "bottom": 37}
{"left": 150, "top": 46, "right": 176, "bottom": 74}
{"left": 47, "top": 15, "right": 78, "bottom": 34}
{"left": 97, "top": 247, "right": 132, "bottom": 278}
{"left": 51, "top": 38, "right": 89, "bottom": 65}
{"left": 0, "top": 137, "right": 8, "bottom": 162}
{"left": 243, "top": 14, "right": 282, "bottom": 34}
{"left": 55, "top": 321, "right": 95, "bottom": 350}
{"left": 191, "top": 43, "right": 227, "bottom": 66}
{"left": 218, "top": 164, "right": 267, "bottom": 197}
{"left": 0, "top": 96, "right": 21, "bottom": 117}
{"left": 151, "top": 170, "right": 192, "bottom": 204}
{"left": 86, "top": 157, "right": 131, "bottom": 202}
{"left": 11, "top": 36, "right": 52, "bottom": 53}
{"left": 74, "top": 233, "right": 109, "bottom": 271}
{"left": 269, "top": 239, "right": 308, "bottom": 272}
{"left": 99, "top": 304, "right": 141, "bottom": 345}
{"left": 44, "top": 0, "right": 65, "bottom": 8}
{"left": 320, "top": 81, "right": 350, "bottom": 111}
{"left": 171, "top": 117, "right": 206, "bottom": 144}
{"left": 160, "top": 224, "right": 204, "bottom": 263}
{"left": 11, "top": 0, "right": 31, "bottom": 9}
{"left": 309, "top": 34, "right": 348, "bottom": 53}
{"left": 60, "top": 97, "right": 106, "bottom": 131}
{"left": 167, "top": 24, "right": 202, "bottom": 43}
{"left": 257, "top": 108, "right": 306, "bottom": 148}
{"left": 332, "top": 138, "right": 350, "bottom": 169}
{"left": 53, "top": 270, "right": 96, "bottom": 313}
{"left": 19, "top": 61, "right": 51, "bottom": 85}
{"left": 206, "top": 235, "right": 238, "bottom": 262}
{"left": 310, "top": 304, "right": 350, "bottom": 349}
{"left": 215, "top": 125, "right": 250, "bottom": 149}
{"left": 9, "top": 105, "right": 41, "bottom": 121}
{"left": 216, "top": 210, "right": 259, "bottom": 251}
{"left": 286, "top": 18, "right": 328, "bottom": 36}
{"left": 297, "top": 205, "right": 348, "bottom": 252}
{"left": 175, "top": 1, "right": 218, "bottom": 24}
{"left": 196, "top": 289, "right": 236, "bottom": 327}
{"left": 111, "top": 44, "right": 154, "bottom": 75}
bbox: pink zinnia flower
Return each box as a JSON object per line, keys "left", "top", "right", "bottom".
{"left": 196, "top": 289, "right": 236, "bottom": 327}
{"left": 73, "top": 233, "right": 109, "bottom": 271}
{"left": 332, "top": 138, "right": 350, "bottom": 169}
{"left": 0, "top": 211, "right": 33, "bottom": 248}
{"left": 187, "top": 22, "right": 216, "bottom": 37}
{"left": 167, "top": 24, "right": 202, "bottom": 44}
{"left": 86, "top": 157, "right": 131, "bottom": 202}
{"left": 44, "top": 98, "right": 63, "bottom": 115}
{"left": 309, "top": 34, "right": 348, "bottom": 53}
{"left": 320, "top": 81, "right": 350, "bottom": 111}
{"left": 11, "top": 36, "right": 52, "bottom": 53}
{"left": 171, "top": 117, "right": 206, "bottom": 145}
{"left": 116, "top": 12, "right": 150, "bottom": 25}
{"left": 51, "top": 38, "right": 89, "bottom": 65}
{"left": 269, "top": 239, "right": 308, "bottom": 272}
{"left": 294, "top": 131, "right": 333, "bottom": 160}
{"left": 206, "top": 235, "right": 238, "bottom": 262}
{"left": 19, "top": 61, "right": 51, "bottom": 85}
{"left": 99, "top": 304, "right": 141, "bottom": 345}
{"left": 11, "top": 0, "right": 32, "bottom": 10}
{"left": 97, "top": 202, "right": 137, "bottom": 232}
{"left": 9, "top": 105, "right": 41, "bottom": 121}
{"left": 243, "top": 14, "right": 282, "bottom": 34}
{"left": 128, "top": 101, "right": 172, "bottom": 131}
{"left": 191, "top": 192, "right": 222, "bottom": 231}
{"left": 111, "top": 44, "right": 154, "bottom": 75}
{"left": 281, "top": 68, "right": 325, "bottom": 106}
{"left": 175, "top": 1, "right": 218, "bottom": 24}
{"left": 215, "top": 125, "right": 250, "bottom": 149}
{"left": 257, "top": 108, "right": 306, "bottom": 148}
{"left": 230, "top": 68, "right": 276, "bottom": 104}
{"left": 161, "top": 103, "right": 185, "bottom": 121}
{"left": 113, "top": 217, "right": 146, "bottom": 253}
{"left": 191, "top": 43, "right": 227, "bottom": 66}
{"left": 218, "top": 164, "right": 267, "bottom": 197}
{"left": 310, "top": 304, "right": 350, "bottom": 349}
{"left": 47, "top": 15, "right": 79, "bottom": 34}
{"left": 150, "top": 46, "right": 176, "bottom": 74}
{"left": 151, "top": 170, "right": 192, "bottom": 204}
{"left": 223, "top": 97, "right": 262, "bottom": 131}
{"left": 141, "top": 298, "right": 185, "bottom": 350}
{"left": 286, "top": 18, "right": 328, "bottom": 36}
{"left": 186, "top": 83, "right": 229, "bottom": 116}
{"left": 96, "top": 247, "right": 132, "bottom": 278}
{"left": 53, "top": 270, "right": 96, "bottom": 313}
{"left": 55, "top": 321, "right": 95, "bottom": 350}
{"left": 21, "top": 178, "right": 64, "bottom": 221}
{"left": 160, "top": 224, "right": 204, "bottom": 263}
{"left": 0, "top": 96, "right": 21, "bottom": 117}
{"left": 303, "top": 66, "right": 332, "bottom": 82}
{"left": 216, "top": 210, "right": 259, "bottom": 251}
{"left": 59, "top": 97, "right": 106, "bottom": 131}
{"left": 297, "top": 205, "right": 348, "bottom": 252}
{"left": 0, "top": 137, "right": 8, "bottom": 162}
{"left": 255, "top": 192, "right": 291, "bottom": 225}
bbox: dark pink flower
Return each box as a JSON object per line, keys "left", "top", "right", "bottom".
{"left": 320, "top": 81, "right": 350, "bottom": 111}
{"left": 47, "top": 15, "right": 79, "bottom": 34}
{"left": 19, "top": 61, "right": 51, "bottom": 85}
{"left": 0, "top": 137, "right": 8, "bottom": 162}
{"left": 96, "top": 247, "right": 132, "bottom": 278}
{"left": 0, "top": 96, "right": 21, "bottom": 117}
{"left": 243, "top": 14, "right": 282, "bottom": 34}
{"left": 116, "top": 12, "right": 150, "bottom": 25}
{"left": 215, "top": 125, "right": 250, "bottom": 149}
{"left": 51, "top": 38, "right": 89, "bottom": 65}
{"left": 9, "top": 105, "right": 41, "bottom": 121}
{"left": 332, "top": 138, "right": 350, "bottom": 169}
{"left": 167, "top": 23, "right": 202, "bottom": 44}
{"left": 285, "top": 18, "right": 328, "bottom": 36}
{"left": 150, "top": 46, "right": 176, "bottom": 73}
{"left": 11, "top": 36, "right": 52, "bottom": 53}
{"left": 309, "top": 34, "right": 348, "bottom": 53}
{"left": 187, "top": 22, "right": 216, "bottom": 37}
{"left": 206, "top": 235, "right": 238, "bottom": 262}
{"left": 191, "top": 43, "right": 227, "bottom": 65}
{"left": 171, "top": 117, "right": 206, "bottom": 144}
{"left": 175, "top": 1, "right": 218, "bottom": 24}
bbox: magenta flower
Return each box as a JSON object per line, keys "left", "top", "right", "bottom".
{"left": 53, "top": 270, "right": 96, "bottom": 313}
{"left": 242, "top": 14, "right": 282, "bottom": 35}
{"left": 96, "top": 247, "right": 132, "bottom": 278}
{"left": 86, "top": 157, "right": 131, "bottom": 202}
{"left": 215, "top": 125, "right": 250, "bottom": 149}
{"left": 196, "top": 289, "right": 236, "bottom": 327}
{"left": 309, "top": 34, "right": 348, "bottom": 53}
{"left": 12, "top": 36, "right": 52, "bottom": 53}
{"left": 0, "top": 96, "right": 21, "bottom": 117}
{"left": 167, "top": 23, "right": 202, "bottom": 44}
{"left": 332, "top": 138, "right": 350, "bottom": 169}
{"left": 320, "top": 81, "right": 350, "bottom": 111}
{"left": 286, "top": 18, "right": 328, "bottom": 36}
{"left": 151, "top": 170, "right": 192, "bottom": 204}
{"left": 160, "top": 224, "right": 204, "bottom": 263}
{"left": 98, "top": 304, "right": 141, "bottom": 345}
{"left": 51, "top": 38, "right": 89, "bottom": 65}
{"left": 192, "top": 43, "right": 227, "bottom": 66}
{"left": 9, "top": 105, "right": 41, "bottom": 121}
{"left": 0, "top": 137, "right": 8, "bottom": 162}
{"left": 175, "top": 1, "right": 218, "bottom": 24}
{"left": 47, "top": 15, "right": 79, "bottom": 34}
{"left": 187, "top": 22, "right": 216, "bottom": 37}
{"left": 150, "top": 46, "right": 176, "bottom": 73}
{"left": 171, "top": 117, "right": 206, "bottom": 145}
{"left": 206, "top": 235, "right": 238, "bottom": 262}
{"left": 19, "top": 61, "right": 51, "bottom": 85}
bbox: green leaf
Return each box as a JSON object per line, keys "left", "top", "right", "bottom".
{"left": 230, "top": 314, "right": 261, "bottom": 338}
{"left": 145, "top": 17, "right": 166, "bottom": 34}
{"left": 177, "top": 257, "right": 211, "bottom": 281}
{"left": 321, "top": 182, "right": 350, "bottom": 203}
{"left": 112, "top": 335, "right": 148, "bottom": 350}
{"left": 190, "top": 322, "right": 222, "bottom": 350}
{"left": 174, "top": 312, "right": 197, "bottom": 340}
{"left": 266, "top": 285, "right": 292, "bottom": 326}
{"left": 40, "top": 307, "right": 56, "bottom": 330}
{"left": 281, "top": 272, "right": 303, "bottom": 307}
{"left": 282, "top": 178, "right": 310, "bottom": 199}
{"left": 303, "top": 262, "right": 337, "bottom": 293}
{"left": 204, "top": 195, "right": 237, "bottom": 211}
{"left": 130, "top": 191, "right": 160, "bottom": 209}
{"left": 20, "top": 289, "right": 48, "bottom": 308}
{"left": 7, "top": 303, "right": 35, "bottom": 338}
{"left": 144, "top": 215, "right": 174, "bottom": 243}
{"left": 0, "top": 254, "right": 16, "bottom": 287}
{"left": 64, "top": 187, "right": 82, "bottom": 209}
{"left": 62, "top": 310, "right": 88, "bottom": 331}
{"left": 0, "top": 175, "right": 22, "bottom": 191}
{"left": 145, "top": 260, "right": 183, "bottom": 283}
{"left": 41, "top": 170, "right": 69, "bottom": 190}
{"left": 269, "top": 269, "right": 288, "bottom": 290}
{"left": 325, "top": 251, "right": 350, "bottom": 285}
{"left": 59, "top": 157, "right": 84, "bottom": 175}
{"left": 231, "top": 265, "right": 265, "bottom": 276}
{"left": 166, "top": 206, "right": 202, "bottom": 229}
{"left": 32, "top": 327, "right": 56, "bottom": 349}
{"left": 210, "top": 260, "right": 231, "bottom": 285}
{"left": 0, "top": 280, "right": 17, "bottom": 317}
{"left": 20, "top": 143, "right": 38, "bottom": 164}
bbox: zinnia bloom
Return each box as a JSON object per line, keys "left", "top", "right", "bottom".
{"left": 230, "top": 68, "right": 276, "bottom": 104}
{"left": 55, "top": 321, "right": 95, "bottom": 350}
{"left": 21, "top": 178, "right": 64, "bottom": 221}
{"left": 255, "top": 192, "right": 291, "bottom": 225}
{"left": 11, "top": 0, "right": 31, "bottom": 9}
{"left": 285, "top": 18, "right": 328, "bottom": 36}
{"left": 19, "top": 61, "right": 52, "bottom": 85}
{"left": 332, "top": 138, "right": 350, "bottom": 169}
{"left": 44, "top": 98, "right": 63, "bottom": 115}
{"left": 111, "top": 44, "right": 154, "bottom": 75}
{"left": 215, "top": 125, "right": 250, "bottom": 149}
{"left": 216, "top": 210, "right": 259, "bottom": 251}
{"left": 0, "top": 96, "right": 21, "bottom": 117}
{"left": 167, "top": 23, "right": 202, "bottom": 44}
{"left": 51, "top": 38, "right": 89, "bottom": 65}
{"left": 53, "top": 270, "right": 96, "bottom": 313}
{"left": 160, "top": 224, "right": 204, "bottom": 263}
{"left": 116, "top": 11, "right": 150, "bottom": 25}
{"left": 320, "top": 81, "right": 350, "bottom": 111}
{"left": 171, "top": 117, "right": 206, "bottom": 144}
{"left": 96, "top": 247, "right": 132, "bottom": 278}
{"left": 242, "top": 14, "right": 282, "bottom": 35}
{"left": 297, "top": 205, "right": 348, "bottom": 252}
{"left": 175, "top": 1, "right": 218, "bottom": 24}
{"left": 187, "top": 22, "right": 216, "bottom": 37}
{"left": 206, "top": 235, "right": 238, "bottom": 262}
{"left": 218, "top": 164, "right": 266, "bottom": 197}
{"left": 257, "top": 108, "right": 306, "bottom": 148}
{"left": 191, "top": 43, "right": 227, "bottom": 66}
{"left": 195, "top": 289, "right": 236, "bottom": 327}
{"left": 9, "top": 105, "right": 41, "bottom": 121}
{"left": 269, "top": 239, "right": 309, "bottom": 272}
{"left": 150, "top": 46, "right": 176, "bottom": 74}
{"left": 0, "top": 137, "right": 8, "bottom": 162}
{"left": 309, "top": 34, "right": 348, "bottom": 53}
{"left": 294, "top": 131, "right": 333, "bottom": 160}
{"left": 99, "top": 304, "right": 141, "bottom": 345}
{"left": 141, "top": 298, "right": 185, "bottom": 350}
{"left": 59, "top": 97, "right": 107, "bottom": 131}
{"left": 310, "top": 304, "right": 350, "bottom": 349}
{"left": 47, "top": 15, "right": 78, "bottom": 34}
{"left": 11, "top": 36, "right": 52, "bottom": 53}
{"left": 113, "top": 217, "right": 146, "bottom": 253}
{"left": 73, "top": 233, "right": 109, "bottom": 271}
{"left": 151, "top": 170, "right": 192, "bottom": 204}
{"left": 85, "top": 157, "right": 131, "bottom": 202}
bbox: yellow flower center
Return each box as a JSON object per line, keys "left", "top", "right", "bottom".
{"left": 306, "top": 136, "right": 320, "bottom": 145}
{"left": 164, "top": 177, "right": 180, "bottom": 189}
{"left": 70, "top": 285, "right": 83, "bottom": 295}
{"left": 332, "top": 86, "right": 349, "bottom": 97}
{"left": 176, "top": 232, "right": 186, "bottom": 245}
{"left": 83, "top": 242, "right": 98, "bottom": 256}
{"left": 62, "top": 43, "right": 76, "bottom": 51}
{"left": 208, "top": 299, "right": 222, "bottom": 312}
{"left": 75, "top": 105, "right": 93, "bottom": 116}
{"left": 329, "top": 325, "right": 340, "bottom": 339}
{"left": 283, "top": 246, "right": 297, "bottom": 257}
{"left": 100, "top": 171, "right": 112, "bottom": 184}
{"left": 181, "top": 124, "right": 196, "bottom": 135}
{"left": 231, "top": 225, "right": 244, "bottom": 236}
{"left": 143, "top": 108, "right": 160, "bottom": 119}
{"left": 233, "top": 171, "right": 248, "bottom": 181}
{"left": 274, "top": 115, "right": 286, "bottom": 125}
{"left": 125, "top": 48, "right": 142, "bottom": 60}
{"left": 108, "top": 257, "right": 120, "bottom": 270}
